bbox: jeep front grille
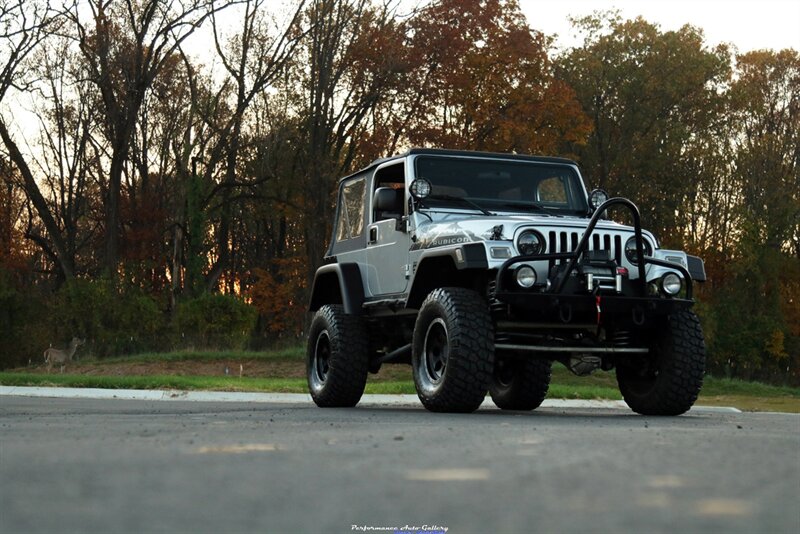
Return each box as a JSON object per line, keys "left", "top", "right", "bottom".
{"left": 547, "top": 230, "right": 624, "bottom": 265}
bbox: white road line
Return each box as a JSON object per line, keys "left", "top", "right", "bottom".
{"left": 694, "top": 498, "right": 755, "bottom": 517}
{"left": 405, "top": 468, "right": 490, "bottom": 481}
{"left": 192, "top": 443, "right": 279, "bottom": 454}
{"left": 0, "top": 385, "right": 744, "bottom": 412}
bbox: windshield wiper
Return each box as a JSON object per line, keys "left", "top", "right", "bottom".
{"left": 428, "top": 194, "right": 495, "bottom": 216}
{"left": 498, "top": 202, "right": 561, "bottom": 217}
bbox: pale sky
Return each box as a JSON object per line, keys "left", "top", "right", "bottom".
{"left": 518, "top": 0, "right": 800, "bottom": 52}
{"left": 7, "top": 0, "right": 800, "bottom": 149}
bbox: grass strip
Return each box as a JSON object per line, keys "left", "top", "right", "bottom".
{"left": 695, "top": 395, "right": 800, "bottom": 413}
{"left": 3, "top": 362, "right": 799, "bottom": 412}
{"left": 0, "top": 373, "right": 621, "bottom": 400}
{"left": 549, "top": 366, "right": 800, "bottom": 398}
{"left": 54, "top": 350, "right": 800, "bottom": 400}
{"left": 698, "top": 375, "right": 799, "bottom": 398}
{"left": 80, "top": 347, "right": 305, "bottom": 365}
{"left": 0, "top": 373, "right": 308, "bottom": 393}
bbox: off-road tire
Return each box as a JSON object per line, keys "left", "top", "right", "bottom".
{"left": 307, "top": 305, "right": 369, "bottom": 407}
{"left": 412, "top": 287, "right": 494, "bottom": 413}
{"left": 490, "top": 356, "right": 552, "bottom": 411}
{"left": 616, "top": 310, "right": 706, "bottom": 416}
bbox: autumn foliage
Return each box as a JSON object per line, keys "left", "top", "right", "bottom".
{"left": 396, "top": 0, "right": 591, "bottom": 154}
{"left": 0, "top": 1, "right": 797, "bottom": 383}
{"left": 249, "top": 258, "right": 306, "bottom": 339}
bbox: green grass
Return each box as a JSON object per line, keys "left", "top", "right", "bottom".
{"left": 365, "top": 381, "right": 415, "bottom": 394}
{"left": 699, "top": 374, "right": 800, "bottom": 398}
{"left": 79, "top": 347, "right": 305, "bottom": 365}
{"left": 0, "top": 372, "right": 621, "bottom": 400}
{"left": 549, "top": 365, "right": 800, "bottom": 399}
{"left": 0, "top": 373, "right": 310, "bottom": 393}
{"left": 3, "top": 348, "right": 799, "bottom": 411}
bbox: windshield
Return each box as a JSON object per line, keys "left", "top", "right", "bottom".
{"left": 413, "top": 156, "right": 588, "bottom": 215}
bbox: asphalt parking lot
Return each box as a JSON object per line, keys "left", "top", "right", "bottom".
{"left": 1, "top": 391, "right": 798, "bottom": 533}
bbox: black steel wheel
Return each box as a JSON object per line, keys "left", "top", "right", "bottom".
{"left": 422, "top": 318, "right": 449, "bottom": 384}
{"left": 617, "top": 310, "right": 706, "bottom": 416}
{"left": 412, "top": 287, "right": 493, "bottom": 413}
{"left": 306, "top": 305, "right": 369, "bottom": 407}
{"left": 490, "top": 356, "right": 552, "bottom": 411}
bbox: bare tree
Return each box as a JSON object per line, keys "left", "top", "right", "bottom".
{"left": 67, "top": 0, "right": 234, "bottom": 276}
{"left": 26, "top": 33, "right": 102, "bottom": 280}
{"left": 196, "top": 0, "right": 305, "bottom": 292}
{"left": 300, "top": 0, "right": 404, "bottom": 278}
{"left": 0, "top": 0, "right": 75, "bottom": 279}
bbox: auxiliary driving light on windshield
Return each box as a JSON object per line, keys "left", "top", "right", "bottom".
{"left": 409, "top": 178, "right": 431, "bottom": 199}
{"left": 589, "top": 189, "right": 609, "bottom": 210}
{"left": 661, "top": 272, "right": 682, "bottom": 296}
{"left": 515, "top": 265, "right": 537, "bottom": 288}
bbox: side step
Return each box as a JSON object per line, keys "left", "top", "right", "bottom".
{"left": 495, "top": 343, "right": 648, "bottom": 354}
{"left": 362, "top": 299, "right": 406, "bottom": 310}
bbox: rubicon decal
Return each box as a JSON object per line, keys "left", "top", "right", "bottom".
{"left": 411, "top": 223, "right": 482, "bottom": 250}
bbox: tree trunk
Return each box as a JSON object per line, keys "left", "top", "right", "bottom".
{"left": 105, "top": 153, "right": 123, "bottom": 276}
{"left": 0, "top": 119, "right": 74, "bottom": 279}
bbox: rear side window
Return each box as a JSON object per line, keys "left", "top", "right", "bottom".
{"left": 335, "top": 177, "right": 366, "bottom": 241}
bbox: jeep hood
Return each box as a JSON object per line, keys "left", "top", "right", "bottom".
{"left": 411, "top": 211, "right": 653, "bottom": 250}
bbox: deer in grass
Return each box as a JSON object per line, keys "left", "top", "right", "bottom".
{"left": 44, "top": 338, "right": 84, "bottom": 373}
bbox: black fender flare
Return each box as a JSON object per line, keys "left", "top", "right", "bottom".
{"left": 308, "top": 263, "right": 365, "bottom": 315}
{"left": 406, "top": 244, "right": 488, "bottom": 309}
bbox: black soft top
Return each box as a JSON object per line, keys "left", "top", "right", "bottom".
{"left": 339, "top": 148, "right": 578, "bottom": 182}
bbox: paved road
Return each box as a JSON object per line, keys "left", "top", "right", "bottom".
{"left": 1, "top": 395, "right": 798, "bottom": 534}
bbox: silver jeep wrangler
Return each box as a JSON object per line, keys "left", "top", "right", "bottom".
{"left": 307, "top": 149, "right": 706, "bottom": 415}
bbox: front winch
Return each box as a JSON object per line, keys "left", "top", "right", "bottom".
{"left": 577, "top": 249, "right": 625, "bottom": 293}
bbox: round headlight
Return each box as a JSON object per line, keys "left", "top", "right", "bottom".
{"left": 661, "top": 273, "right": 682, "bottom": 296}
{"left": 517, "top": 230, "right": 544, "bottom": 256}
{"left": 624, "top": 236, "right": 653, "bottom": 264}
{"left": 515, "top": 265, "right": 537, "bottom": 288}
{"left": 589, "top": 189, "right": 609, "bottom": 210}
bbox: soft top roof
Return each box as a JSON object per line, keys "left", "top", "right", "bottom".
{"left": 339, "top": 148, "right": 579, "bottom": 183}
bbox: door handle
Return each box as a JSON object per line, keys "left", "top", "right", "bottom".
{"left": 369, "top": 227, "right": 377, "bottom": 243}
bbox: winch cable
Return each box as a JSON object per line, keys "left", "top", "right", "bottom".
{"left": 596, "top": 295, "right": 602, "bottom": 326}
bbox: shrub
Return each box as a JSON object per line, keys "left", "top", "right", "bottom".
{"left": 174, "top": 292, "right": 256, "bottom": 350}
{"left": 249, "top": 259, "right": 306, "bottom": 342}
{"left": 0, "top": 269, "right": 50, "bottom": 369}
{"left": 52, "top": 278, "right": 163, "bottom": 357}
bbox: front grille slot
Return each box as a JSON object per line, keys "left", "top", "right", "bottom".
{"left": 543, "top": 229, "right": 624, "bottom": 265}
